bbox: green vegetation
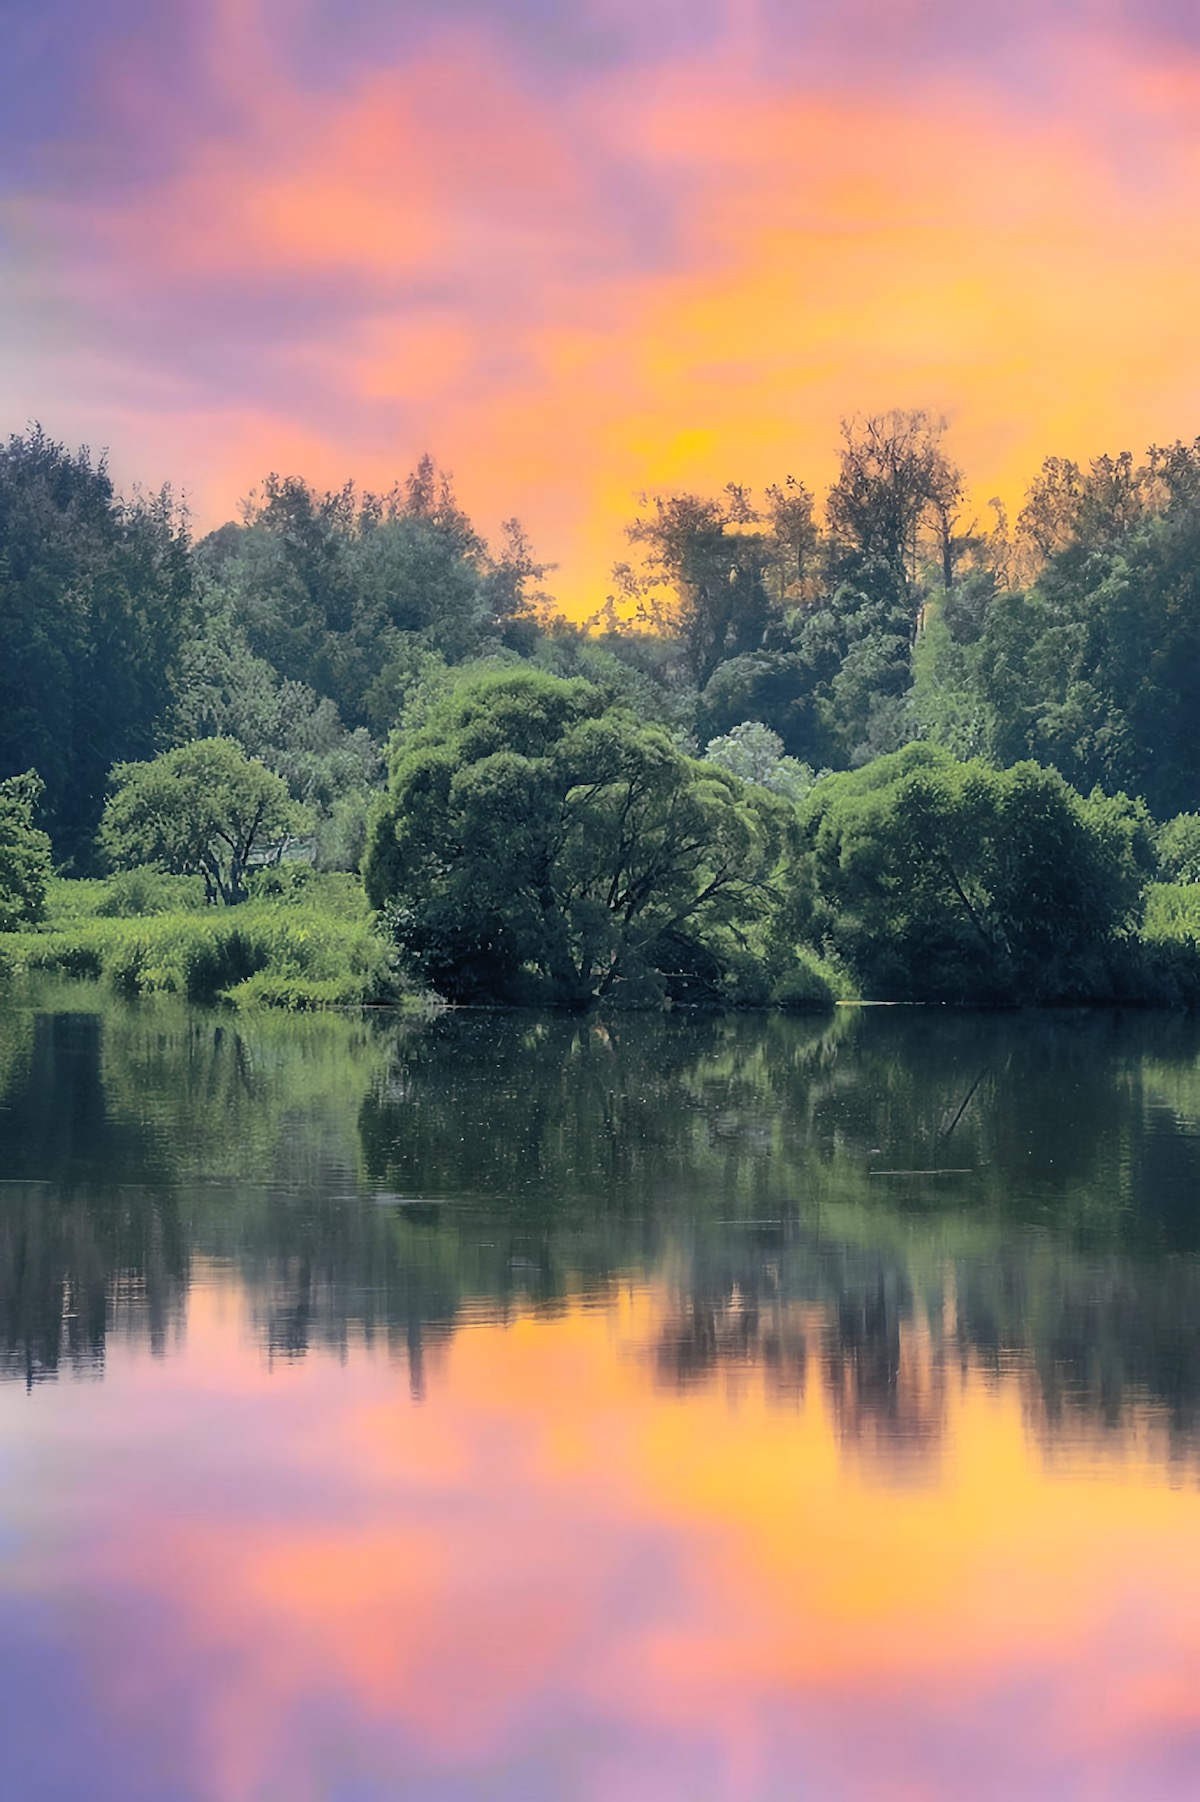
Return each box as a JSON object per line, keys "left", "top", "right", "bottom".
{"left": 364, "top": 666, "right": 800, "bottom": 1006}
{"left": 1156, "top": 813, "right": 1200, "bottom": 884}
{"left": 0, "top": 771, "right": 52, "bottom": 930}
{"left": 101, "top": 737, "right": 297, "bottom": 904}
{"left": 0, "top": 428, "right": 192, "bottom": 865}
{"left": 5, "top": 414, "right": 1200, "bottom": 1008}
{"left": 1, "top": 872, "right": 402, "bottom": 1007}
{"left": 797, "top": 744, "right": 1153, "bottom": 1003}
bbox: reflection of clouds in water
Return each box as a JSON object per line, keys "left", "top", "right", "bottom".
{"left": 5, "top": 998, "right": 1200, "bottom": 1461}
{"left": 5, "top": 1283, "right": 1200, "bottom": 1799}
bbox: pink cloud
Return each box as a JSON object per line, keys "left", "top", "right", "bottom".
{"left": 4, "top": 3, "right": 1200, "bottom": 612}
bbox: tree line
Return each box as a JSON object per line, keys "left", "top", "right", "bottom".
{"left": 3, "top": 413, "right": 1200, "bottom": 1004}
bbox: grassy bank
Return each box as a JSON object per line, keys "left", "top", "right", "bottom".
{"left": 5, "top": 870, "right": 1200, "bottom": 1012}
{"left": 0, "top": 870, "right": 409, "bottom": 1009}
{"left": 1132, "top": 883, "right": 1200, "bottom": 1007}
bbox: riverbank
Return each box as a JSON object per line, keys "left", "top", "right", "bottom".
{"left": 4, "top": 873, "right": 1200, "bottom": 1012}
{"left": 0, "top": 872, "right": 408, "bottom": 1009}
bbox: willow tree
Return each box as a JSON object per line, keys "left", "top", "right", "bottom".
{"left": 100, "top": 738, "right": 296, "bottom": 905}
{"left": 364, "top": 668, "right": 796, "bottom": 1004}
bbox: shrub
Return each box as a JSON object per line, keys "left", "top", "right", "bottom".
{"left": 799, "top": 744, "right": 1154, "bottom": 1002}
{"left": 771, "top": 949, "right": 854, "bottom": 1010}
{"left": 0, "top": 771, "right": 52, "bottom": 931}
{"left": 94, "top": 867, "right": 207, "bottom": 917}
{"left": 1157, "top": 815, "right": 1200, "bottom": 885}
{"left": 248, "top": 863, "right": 313, "bottom": 902}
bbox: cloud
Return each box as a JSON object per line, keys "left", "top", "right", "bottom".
{"left": 2, "top": 0, "right": 1200, "bottom": 610}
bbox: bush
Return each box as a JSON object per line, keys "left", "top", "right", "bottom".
{"left": 94, "top": 867, "right": 207, "bottom": 917}
{"left": 9, "top": 931, "right": 107, "bottom": 980}
{"left": 799, "top": 744, "right": 1154, "bottom": 1003}
{"left": 247, "top": 863, "right": 312, "bottom": 902}
{"left": 1157, "top": 815, "right": 1200, "bottom": 885}
{"left": 771, "top": 949, "right": 854, "bottom": 1010}
{"left": 314, "top": 790, "right": 372, "bottom": 872}
{"left": 224, "top": 971, "right": 373, "bottom": 1010}
{"left": 0, "top": 771, "right": 52, "bottom": 931}
{"left": 180, "top": 925, "right": 267, "bottom": 1000}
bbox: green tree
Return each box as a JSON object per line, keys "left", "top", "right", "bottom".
{"left": 703, "top": 721, "right": 815, "bottom": 802}
{"left": 618, "top": 487, "right": 786, "bottom": 690}
{"left": 364, "top": 668, "right": 795, "bottom": 1004}
{"left": 1157, "top": 814, "right": 1200, "bottom": 884}
{"left": 101, "top": 739, "right": 296, "bottom": 905}
{"left": 0, "top": 770, "right": 52, "bottom": 930}
{"left": 976, "top": 503, "right": 1200, "bottom": 817}
{"left": 799, "top": 743, "right": 1151, "bottom": 1001}
{"left": 0, "top": 427, "right": 193, "bottom": 862}
{"left": 169, "top": 609, "right": 382, "bottom": 869}
{"left": 198, "top": 460, "right": 545, "bottom": 732}
{"left": 906, "top": 608, "right": 992, "bottom": 759}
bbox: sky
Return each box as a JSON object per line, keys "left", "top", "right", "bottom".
{"left": 2, "top": 0, "right": 1199, "bottom": 614}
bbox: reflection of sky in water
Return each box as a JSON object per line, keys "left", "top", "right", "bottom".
{"left": 2, "top": 1267, "right": 1200, "bottom": 1800}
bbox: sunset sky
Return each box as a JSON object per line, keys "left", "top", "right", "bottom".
{"left": 2, "top": 0, "right": 1199, "bottom": 613}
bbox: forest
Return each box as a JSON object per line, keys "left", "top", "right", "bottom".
{"left": 3, "top": 411, "right": 1200, "bottom": 1008}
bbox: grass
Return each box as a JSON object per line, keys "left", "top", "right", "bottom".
{"left": 2, "top": 869, "right": 411, "bottom": 1009}
{"left": 1124, "top": 883, "right": 1200, "bottom": 1008}
{"left": 12, "top": 873, "right": 1197, "bottom": 1013}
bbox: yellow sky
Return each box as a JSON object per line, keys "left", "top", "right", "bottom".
{"left": 3, "top": 7, "right": 1200, "bottom": 613}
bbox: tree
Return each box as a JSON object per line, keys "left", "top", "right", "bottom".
{"left": 703, "top": 722, "right": 815, "bottom": 802}
{"left": 100, "top": 739, "right": 296, "bottom": 905}
{"left": 798, "top": 743, "right": 1151, "bottom": 1001}
{"left": 1157, "top": 814, "right": 1200, "bottom": 884}
{"left": 169, "top": 612, "right": 383, "bottom": 868}
{"left": 976, "top": 502, "right": 1200, "bottom": 817}
{"left": 0, "top": 770, "right": 52, "bottom": 931}
{"left": 906, "top": 607, "right": 992, "bottom": 760}
{"left": 0, "top": 427, "right": 194, "bottom": 863}
{"left": 199, "top": 459, "right": 546, "bottom": 731}
{"left": 619, "top": 488, "right": 784, "bottom": 689}
{"left": 825, "top": 411, "right": 962, "bottom": 608}
{"left": 762, "top": 476, "right": 821, "bottom": 601}
{"left": 364, "top": 668, "right": 795, "bottom": 1004}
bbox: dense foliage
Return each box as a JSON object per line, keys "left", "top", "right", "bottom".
{"left": 0, "top": 428, "right": 193, "bottom": 862}
{"left": 100, "top": 739, "right": 296, "bottom": 905}
{"left": 797, "top": 744, "right": 1153, "bottom": 1002}
{"left": 5, "top": 413, "right": 1200, "bottom": 1006}
{"left": 0, "top": 771, "right": 52, "bottom": 931}
{"left": 365, "top": 668, "right": 798, "bottom": 1005}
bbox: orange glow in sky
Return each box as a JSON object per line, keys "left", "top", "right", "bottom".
{"left": 2, "top": 3, "right": 1200, "bottom": 611}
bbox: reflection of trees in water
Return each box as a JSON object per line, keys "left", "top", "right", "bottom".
{"left": 650, "top": 1231, "right": 946, "bottom": 1474}
{"left": 4, "top": 992, "right": 1200, "bottom": 1459}
{"left": 0, "top": 1013, "right": 187, "bottom": 1383}
{"left": 0, "top": 996, "right": 384, "bottom": 1384}
{"left": 823, "top": 1266, "right": 946, "bottom": 1471}
{"left": 956, "top": 1249, "right": 1200, "bottom": 1448}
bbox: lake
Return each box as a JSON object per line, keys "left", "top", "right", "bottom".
{"left": 2, "top": 981, "right": 1200, "bottom": 1799}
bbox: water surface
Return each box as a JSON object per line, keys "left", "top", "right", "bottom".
{"left": 2, "top": 984, "right": 1200, "bottom": 1798}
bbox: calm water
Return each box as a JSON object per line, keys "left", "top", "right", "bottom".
{"left": 2, "top": 983, "right": 1200, "bottom": 1799}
